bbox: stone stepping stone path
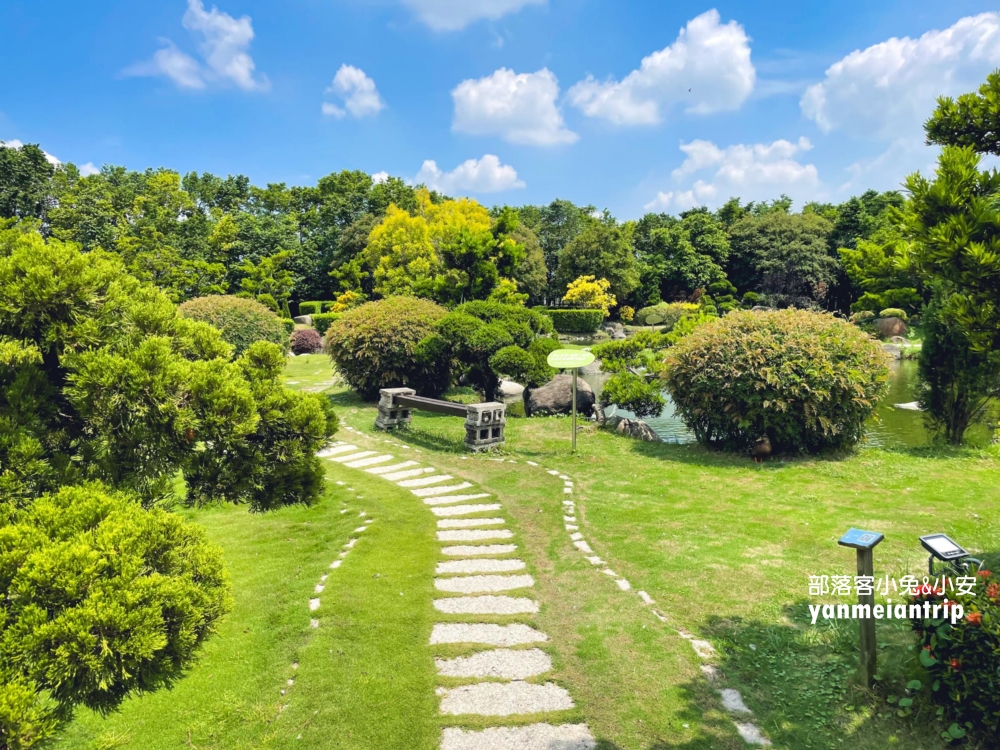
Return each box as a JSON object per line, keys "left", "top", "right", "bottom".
{"left": 319, "top": 438, "right": 597, "bottom": 749}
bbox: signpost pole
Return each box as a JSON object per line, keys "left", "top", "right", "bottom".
{"left": 856, "top": 547, "right": 876, "bottom": 688}
{"left": 571, "top": 368, "right": 578, "bottom": 453}
{"left": 837, "top": 527, "right": 884, "bottom": 690}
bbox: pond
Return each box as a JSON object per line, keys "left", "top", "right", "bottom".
{"left": 581, "top": 358, "right": 938, "bottom": 450}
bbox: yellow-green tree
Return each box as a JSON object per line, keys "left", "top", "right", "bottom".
{"left": 364, "top": 205, "right": 439, "bottom": 297}
{"left": 563, "top": 275, "right": 616, "bottom": 316}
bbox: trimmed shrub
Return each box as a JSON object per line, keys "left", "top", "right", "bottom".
{"left": 290, "top": 327, "right": 323, "bottom": 355}
{"left": 878, "top": 307, "right": 909, "bottom": 321}
{"left": 178, "top": 295, "right": 288, "bottom": 355}
{"left": 0, "top": 482, "right": 231, "bottom": 746}
{"left": 849, "top": 310, "right": 876, "bottom": 324}
{"left": 619, "top": 305, "right": 635, "bottom": 323}
{"left": 311, "top": 312, "right": 340, "bottom": 336}
{"left": 298, "top": 301, "right": 323, "bottom": 315}
{"left": 662, "top": 309, "right": 890, "bottom": 453}
{"left": 280, "top": 318, "right": 295, "bottom": 335}
{"left": 910, "top": 570, "right": 1000, "bottom": 737}
{"left": 325, "top": 297, "right": 449, "bottom": 400}
{"left": 545, "top": 308, "right": 604, "bottom": 333}
{"left": 636, "top": 302, "right": 699, "bottom": 329}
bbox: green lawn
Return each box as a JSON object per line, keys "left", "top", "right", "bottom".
{"left": 57, "top": 354, "right": 1000, "bottom": 750}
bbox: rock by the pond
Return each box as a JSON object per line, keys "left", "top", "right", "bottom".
{"left": 882, "top": 343, "right": 902, "bottom": 360}
{"left": 894, "top": 401, "right": 923, "bottom": 411}
{"left": 603, "top": 322, "right": 624, "bottom": 334}
{"left": 609, "top": 417, "right": 658, "bottom": 441}
{"left": 498, "top": 380, "right": 525, "bottom": 400}
{"left": 293, "top": 314, "right": 312, "bottom": 325}
{"left": 888, "top": 335, "right": 907, "bottom": 345}
{"left": 524, "top": 374, "right": 595, "bottom": 417}
{"left": 876, "top": 316, "right": 907, "bottom": 338}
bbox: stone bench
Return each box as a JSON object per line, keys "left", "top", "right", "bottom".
{"left": 374, "top": 387, "right": 506, "bottom": 452}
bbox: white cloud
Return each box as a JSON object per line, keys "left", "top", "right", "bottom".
{"left": 645, "top": 136, "right": 820, "bottom": 211}
{"left": 0, "top": 139, "right": 60, "bottom": 165}
{"left": 124, "top": 0, "right": 268, "bottom": 92}
{"left": 801, "top": 12, "right": 1000, "bottom": 139}
{"left": 415, "top": 154, "right": 525, "bottom": 194}
{"left": 371, "top": 171, "right": 390, "bottom": 184}
{"left": 400, "top": 0, "right": 545, "bottom": 31}
{"left": 78, "top": 162, "right": 100, "bottom": 176}
{"left": 567, "top": 10, "right": 755, "bottom": 125}
{"left": 322, "top": 65, "right": 385, "bottom": 119}
{"left": 451, "top": 68, "right": 577, "bottom": 146}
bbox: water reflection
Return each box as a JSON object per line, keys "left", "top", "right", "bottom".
{"left": 581, "top": 359, "right": 934, "bottom": 449}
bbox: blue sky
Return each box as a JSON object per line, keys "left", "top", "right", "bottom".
{"left": 2, "top": 0, "right": 999, "bottom": 217}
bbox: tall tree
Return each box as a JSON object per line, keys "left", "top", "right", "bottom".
{"left": 556, "top": 222, "right": 640, "bottom": 306}
{"left": 0, "top": 142, "right": 55, "bottom": 222}
{"left": 925, "top": 69, "right": 1000, "bottom": 156}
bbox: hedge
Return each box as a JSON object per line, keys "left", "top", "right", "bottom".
{"left": 311, "top": 312, "right": 341, "bottom": 335}
{"left": 545, "top": 308, "right": 604, "bottom": 333}
{"left": 281, "top": 318, "right": 295, "bottom": 334}
{"left": 298, "top": 300, "right": 336, "bottom": 315}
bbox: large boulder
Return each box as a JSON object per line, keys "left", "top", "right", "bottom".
{"left": 498, "top": 379, "right": 525, "bottom": 401}
{"left": 293, "top": 314, "right": 313, "bottom": 325}
{"left": 611, "top": 416, "right": 658, "bottom": 441}
{"left": 875, "top": 316, "right": 907, "bottom": 339}
{"left": 524, "top": 374, "right": 595, "bottom": 417}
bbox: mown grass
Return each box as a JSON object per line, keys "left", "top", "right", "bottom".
{"left": 284, "top": 355, "right": 999, "bottom": 750}
{"left": 59, "top": 354, "right": 999, "bottom": 750}
{"left": 56, "top": 423, "right": 441, "bottom": 750}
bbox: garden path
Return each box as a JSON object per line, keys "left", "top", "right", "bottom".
{"left": 317, "top": 433, "right": 597, "bottom": 750}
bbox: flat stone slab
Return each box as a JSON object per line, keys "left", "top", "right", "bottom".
{"left": 436, "top": 648, "right": 552, "bottom": 680}
{"left": 366, "top": 461, "right": 420, "bottom": 476}
{"left": 377, "top": 466, "right": 430, "bottom": 480}
{"left": 397, "top": 474, "right": 454, "bottom": 487}
{"left": 437, "top": 518, "right": 505, "bottom": 529}
{"left": 433, "top": 595, "right": 539, "bottom": 615}
{"left": 437, "top": 529, "right": 514, "bottom": 542}
{"left": 432, "top": 503, "right": 503, "bottom": 517}
{"left": 317, "top": 444, "right": 357, "bottom": 457}
{"left": 329, "top": 450, "right": 376, "bottom": 463}
{"left": 573, "top": 540, "right": 594, "bottom": 554}
{"left": 436, "top": 558, "right": 524, "bottom": 575}
{"left": 424, "top": 493, "right": 492, "bottom": 506}
{"left": 719, "top": 688, "right": 752, "bottom": 714}
{"left": 438, "top": 681, "right": 574, "bottom": 716}
{"left": 412, "top": 482, "right": 474, "bottom": 497}
{"left": 442, "top": 544, "right": 518, "bottom": 557}
{"left": 435, "top": 574, "right": 534, "bottom": 593}
{"left": 430, "top": 623, "right": 548, "bottom": 646}
{"left": 441, "top": 723, "right": 596, "bottom": 750}
{"left": 344, "top": 454, "right": 394, "bottom": 468}
{"left": 735, "top": 722, "right": 771, "bottom": 746}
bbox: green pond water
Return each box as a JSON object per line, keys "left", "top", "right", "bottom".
{"left": 581, "top": 358, "right": 956, "bottom": 450}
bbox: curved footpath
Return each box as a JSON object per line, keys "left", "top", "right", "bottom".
{"left": 313, "top": 426, "right": 770, "bottom": 748}
{"left": 316, "top": 430, "right": 595, "bottom": 750}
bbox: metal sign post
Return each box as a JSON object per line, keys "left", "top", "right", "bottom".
{"left": 546, "top": 349, "right": 596, "bottom": 454}
{"left": 838, "top": 528, "right": 885, "bottom": 688}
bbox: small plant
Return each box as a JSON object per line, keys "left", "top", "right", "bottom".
{"left": 635, "top": 302, "right": 699, "bottom": 329}
{"left": 619, "top": 305, "right": 635, "bottom": 323}
{"left": 910, "top": 571, "right": 1000, "bottom": 739}
{"left": 330, "top": 290, "right": 364, "bottom": 313}
{"left": 290, "top": 327, "right": 323, "bottom": 355}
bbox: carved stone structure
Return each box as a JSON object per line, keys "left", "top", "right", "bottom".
{"left": 374, "top": 388, "right": 506, "bottom": 451}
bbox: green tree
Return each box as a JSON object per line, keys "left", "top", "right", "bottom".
{"left": 0, "top": 143, "right": 54, "bottom": 222}
{"left": 640, "top": 210, "right": 729, "bottom": 302}
{"left": 838, "top": 231, "right": 923, "bottom": 315}
{"left": 518, "top": 199, "right": 595, "bottom": 300}
{"left": 0, "top": 226, "right": 336, "bottom": 508}
{"left": 918, "top": 298, "right": 1000, "bottom": 445}
{"left": 508, "top": 224, "right": 547, "bottom": 304}
{"left": 364, "top": 205, "right": 439, "bottom": 298}
{"left": 726, "top": 211, "right": 838, "bottom": 307}
{"left": 238, "top": 251, "right": 295, "bottom": 314}
{"left": 925, "top": 69, "right": 1000, "bottom": 156}
{"left": 556, "top": 223, "right": 639, "bottom": 304}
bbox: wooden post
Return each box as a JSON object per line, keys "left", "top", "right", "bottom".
{"left": 857, "top": 547, "right": 876, "bottom": 688}
{"left": 571, "top": 368, "right": 578, "bottom": 453}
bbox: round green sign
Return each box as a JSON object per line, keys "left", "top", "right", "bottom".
{"left": 547, "top": 348, "right": 596, "bottom": 369}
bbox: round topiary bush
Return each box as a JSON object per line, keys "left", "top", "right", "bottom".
{"left": 290, "top": 327, "right": 323, "bottom": 355}
{"left": 662, "top": 309, "right": 890, "bottom": 453}
{"left": 178, "top": 295, "right": 288, "bottom": 356}
{"left": 325, "top": 296, "right": 449, "bottom": 400}
{"left": 878, "top": 307, "right": 909, "bottom": 321}
{"left": 636, "top": 302, "right": 699, "bottom": 329}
